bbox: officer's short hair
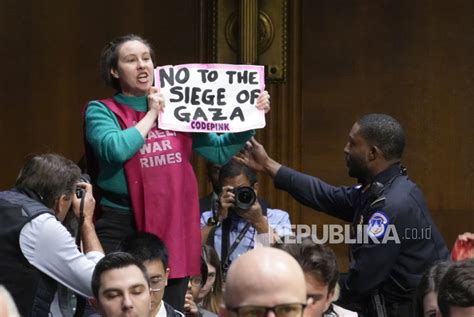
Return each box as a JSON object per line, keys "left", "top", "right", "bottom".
{"left": 15, "top": 154, "right": 82, "bottom": 209}
{"left": 275, "top": 238, "right": 339, "bottom": 293}
{"left": 91, "top": 252, "right": 149, "bottom": 299}
{"left": 437, "top": 259, "right": 474, "bottom": 317}
{"left": 218, "top": 159, "right": 257, "bottom": 188}
{"left": 357, "top": 113, "right": 405, "bottom": 160}
{"left": 119, "top": 232, "right": 169, "bottom": 270}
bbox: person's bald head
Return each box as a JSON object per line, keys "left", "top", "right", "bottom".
{"left": 224, "top": 247, "right": 307, "bottom": 310}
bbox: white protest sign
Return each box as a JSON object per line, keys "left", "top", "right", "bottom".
{"left": 154, "top": 63, "right": 266, "bottom": 133}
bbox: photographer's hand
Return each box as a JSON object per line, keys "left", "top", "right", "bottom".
{"left": 240, "top": 200, "right": 280, "bottom": 245}
{"left": 72, "top": 182, "right": 103, "bottom": 254}
{"left": 201, "top": 185, "right": 234, "bottom": 243}
{"left": 72, "top": 182, "right": 95, "bottom": 221}
{"left": 239, "top": 200, "right": 268, "bottom": 233}
{"left": 217, "top": 185, "right": 235, "bottom": 221}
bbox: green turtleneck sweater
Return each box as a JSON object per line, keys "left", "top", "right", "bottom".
{"left": 85, "top": 93, "right": 255, "bottom": 212}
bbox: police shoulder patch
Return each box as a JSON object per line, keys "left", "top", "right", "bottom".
{"left": 367, "top": 211, "right": 389, "bottom": 238}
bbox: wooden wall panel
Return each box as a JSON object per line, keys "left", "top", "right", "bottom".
{"left": 0, "top": 0, "right": 199, "bottom": 189}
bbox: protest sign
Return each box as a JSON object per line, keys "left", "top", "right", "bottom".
{"left": 154, "top": 63, "right": 265, "bottom": 133}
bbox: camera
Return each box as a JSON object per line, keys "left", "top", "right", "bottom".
{"left": 232, "top": 186, "right": 256, "bottom": 210}
{"left": 75, "top": 174, "right": 90, "bottom": 199}
{"left": 76, "top": 187, "right": 85, "bottom": 199}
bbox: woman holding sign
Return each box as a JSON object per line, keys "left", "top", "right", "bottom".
{"left": 83, "top": 34, "right": 270, "bottom": 311}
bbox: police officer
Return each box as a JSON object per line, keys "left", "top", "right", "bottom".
{"left": 237, "top": 114, "right": 450, "bottom": 317}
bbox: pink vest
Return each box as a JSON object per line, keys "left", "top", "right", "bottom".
{"left": 101, "top": 98, "right": 200, "bottom": 278}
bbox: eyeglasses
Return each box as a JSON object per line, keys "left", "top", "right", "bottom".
{"left": 149, "top": 277, "right": 165, "bottom": 292}
{"left": 227, "top": 303, "right": 306, "bottom": 317}
{"left": 190, "top": 276, "right": 203, "bottom": 287}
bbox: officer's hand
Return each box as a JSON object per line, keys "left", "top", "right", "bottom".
{"left": 235, "top": 137, "right": 270, "bottom": 173}
{"left": 217, "top": 186, "right": 235, "bottom": 221}
{"left": 72, "top": 182, "right": 95, "bottom": 222}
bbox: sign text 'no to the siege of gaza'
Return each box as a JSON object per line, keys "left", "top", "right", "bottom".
{"left": 155, "top": 64, "right": 266, "bottom": 133}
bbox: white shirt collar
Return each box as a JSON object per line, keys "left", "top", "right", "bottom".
{"left": 156, "top": 300, "right": 167, "bottom": 317}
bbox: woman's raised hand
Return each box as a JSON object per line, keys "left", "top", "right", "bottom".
{"left": 147, "top": 87, "right": 165, "bottom": 116}
{"left": 256, "top": 90, "right": 271, "bottom": 113}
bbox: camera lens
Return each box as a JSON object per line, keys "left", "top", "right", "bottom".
{"left": 238, "top": 191, "right": 253, "bottom": 204}
{"left": 233, "top": 186, "right": 256, "bottom": 210}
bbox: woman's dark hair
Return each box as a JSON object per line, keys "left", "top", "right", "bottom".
{"left": 15, "top": 153, "right": 81, "bottom": 208}
{"left": 416, "top": 261, "right": 451, "bottom": 316}
{"left": 100, "top": 34, "right": 156, "bottom": 92}
{"left": 202, "top": 245, "right": 224, "bottom": 313}
{"left": 199, "top": 256, "right": 209, "bottom": 287}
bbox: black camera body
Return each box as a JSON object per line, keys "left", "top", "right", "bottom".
{"left": 76, "top": 187, "right": 85, "bottom": 199}
{"left": 75, "top": 174, "right": 90, "bottom": 199}
{"left": 232, "top": 186, "right": 256, "bottom": 210}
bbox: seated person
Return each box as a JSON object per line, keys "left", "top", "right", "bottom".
{"left": 221, "top": 247, "right": 307, "bottom": 315}
{"left": 119, "top": 232, "right": 184, "bottom": 317}
{"left": 184, "top": 257, "right": 216, "bottom": 317}
{"left": 91, "top": 252, "right": 151, "bottom": 317}
{"left": 416, "top": 261, "right": 451, "bottom": 317}
{"left": 0, "top": 154, "right": 102, "bottom": 316}
{"left": 200, "top": 159, "right": 292, "bottom": 275}
{"left": 437, "top": 259, "right": 474, "bottom": 317}
{"left": 196, "top": 245, "right": 224, "bottom": 314}
{"left": 275, "top": 238, "right": 357, "bottom": 317}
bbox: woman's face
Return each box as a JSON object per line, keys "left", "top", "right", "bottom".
{"left": 197, "top": 263, "right": 217, "bottom": 302}
{"left": 111, "top": 40, "right": 154, "bottom": 96}
{"left": 423, "top": 291, "right": 438, "bottom": 317}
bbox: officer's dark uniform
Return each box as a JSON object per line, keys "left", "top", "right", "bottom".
{"left": 274, "top": 163, "right": 449, "bottom": 317}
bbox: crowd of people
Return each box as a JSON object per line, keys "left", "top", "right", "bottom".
{"left": 0, "top": 33, "right": 473, "bottom": 317}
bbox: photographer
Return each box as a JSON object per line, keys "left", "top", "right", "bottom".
{"left": 0, "top": 154, "right": 104, "bottom": 316}
{"left": 200, "top": 159, "right": 291, "bottom": 274}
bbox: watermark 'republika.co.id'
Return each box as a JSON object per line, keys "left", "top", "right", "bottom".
{"left": 275, "top": 224, "right": 433, "bottom": 245}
